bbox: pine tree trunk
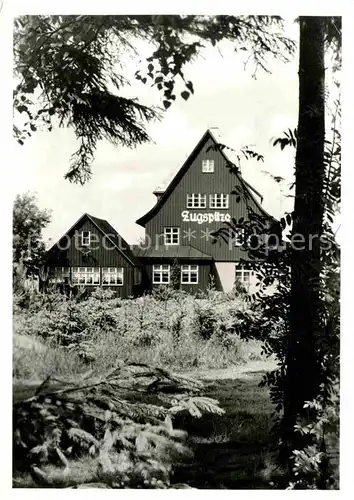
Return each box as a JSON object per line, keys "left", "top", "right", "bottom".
{"left": 282, "top": 17, "right": 326, "bottom": 462}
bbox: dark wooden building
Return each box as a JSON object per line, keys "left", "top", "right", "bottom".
{"left": 44, "top": 129, "right": 277, "bottom": 296}
{"left": 43, "top": 213, "right": 143, "bottom": 297}
{"left": 135, "top": 129, "right": 277, "bottom": 293}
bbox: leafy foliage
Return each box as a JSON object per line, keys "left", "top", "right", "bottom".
{"left": 288, "top": 387, "right": 339, "bottom": 489}
{"left": 13, "top": 288, "right": 262, "bottom": 373}
{"left": 272, "top": 128, "right": 297, "bottom": 150}
{"left": 170, "top": 258, "right": 181, "bottom": 291}
{"left": 13, "top": 15, "right": 295, "bottom": 183}
{"left": 207, "top": 28, "right": 340, "bottom": 482}
{"left": 193, "top": 303, "right": 217, "bottom": 341}
{"left": 13, "top": 192, "right": 51, "bottom": 277}
{"left": 13, "top": 362, "right": 224, "bottom": 488}
{"left": 13, "top": 15, "right": 160, "bottom": 184}
{"left": 137, "top": 15, "right": 295, "bottom": 111}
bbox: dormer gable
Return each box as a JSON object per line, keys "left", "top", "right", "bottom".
{"left": 136, "top": 128, "right": 274, "bottom": 228}
{"left": 45, "top": 213, "right": 139, "bottom": 267}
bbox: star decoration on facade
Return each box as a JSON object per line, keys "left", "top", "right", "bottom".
{"left": 201, "top": 227, "right": 216, "bottom": 242}
{"left": 183, "top": 228, "right": 197, "bottom": 241}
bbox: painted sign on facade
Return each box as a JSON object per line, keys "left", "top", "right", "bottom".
{"left": 181, "top": 210, "right": 231, "bottom": 225}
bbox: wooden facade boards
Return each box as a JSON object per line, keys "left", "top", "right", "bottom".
{"left": 44, "top": 130, "right": 277, "bottom": 297}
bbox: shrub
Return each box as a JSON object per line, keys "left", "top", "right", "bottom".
{"left": 193, "top": 303, "right": 217, "bottom": 341}
{"left": 288, "top": 385, "right": 339, "bottom": 490}
{"left": 13, "top": 288, "right": 265, "bottom": 372}
{"left": 13, "top": 363, "right": 224, "bottom": 488}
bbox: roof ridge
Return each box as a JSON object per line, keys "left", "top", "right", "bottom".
{"left": 131, "top": 243, "right": 213, "bottom": 260}
{"left": 46, "top": 213, "right": 140, "bottom": 268}
{"left": 136, "top": 129, "right": 212, "bottom": 227}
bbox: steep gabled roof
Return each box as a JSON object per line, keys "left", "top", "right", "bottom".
{"left": 87, "top": 214, "right": 140, "bottom": 266}
{"left": 46, "top": 213, "right": 140, "bottom": 267}
{"left": 131, "top": 244, "right": 213, "bottom": 260}
{"left": 136, "top": 129, "right": 274, "bottom": 227}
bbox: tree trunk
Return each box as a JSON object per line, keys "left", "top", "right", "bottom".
{"left": 282, "top": 17, "right": 326, "bottom": 462}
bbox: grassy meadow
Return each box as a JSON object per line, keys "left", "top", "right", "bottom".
{"left": 13, "top": 287, "right": 279, "bottom": 489}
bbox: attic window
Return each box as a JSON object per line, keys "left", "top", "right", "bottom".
{"left": 202, "top": 159, "right": 214, "bottom": 173}
{"left": 187, "top": 194, "right": 207, "bottom": 209}
{"left": 209, "top": 194, "right": 229, "bottom": 209}
{"left": 80, "top": 231, "right": 91, "bottom": 247}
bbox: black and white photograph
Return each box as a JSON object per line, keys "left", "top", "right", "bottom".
{"left": 6, "top": 1, "right": 345, "bottom": 491}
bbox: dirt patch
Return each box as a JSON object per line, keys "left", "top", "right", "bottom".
{"left": 13, "top": 334, "right": 47, "bottom": 352}
{"left": 183, "top": 358, "right": 278, "bottom": 381}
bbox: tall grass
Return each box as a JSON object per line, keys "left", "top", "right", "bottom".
{"left": 12, "top": 288, "right": 274, "bottom": 490}
{"left": 13, "top": 337, "right": 86, "bottom": 380}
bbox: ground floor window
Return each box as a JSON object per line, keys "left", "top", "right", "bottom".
{"left": 153, "top": 264, "right": 170, "bottom": 284}
{"left": 235, "top": 264, "right": 253, "bottom": 284}
{"left": 181, "top": 265, "right": 199, "bottom": 284}
{"left": 50, "top": 267, "right": 70, "bottom": 284}
{"left": 102, "top": 267, "right": 124, "bottom": 286}
{"left": 72, "top": 267, "right": 100, "bottom": 285}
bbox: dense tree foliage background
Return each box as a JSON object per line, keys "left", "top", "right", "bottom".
{"left": 13, "top": 192, "right": 51, "bottom": 276}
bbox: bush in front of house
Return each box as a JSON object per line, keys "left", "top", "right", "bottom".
{"left": 12, "top": 287, "right": 270, "bottom": 489}
{"left": 13, "top": 287, "right": 265, "bottom": 375}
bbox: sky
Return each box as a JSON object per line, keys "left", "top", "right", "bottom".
{"left": 3, "top": 4, "right": 352, "bottom": 493}
{"left": 13, "top": 18, "right": 302, "bottom": 246}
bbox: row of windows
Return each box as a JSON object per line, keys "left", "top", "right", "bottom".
{"left": 69, "top": 193, "right": 227, "bottom": 249}
{"left": 153, "top": 264, "right": 253, "bottom": 285}
{"left": 187, "top": 193, "right": 229, "bottom": 209}
{"left": 153, "top": 265, "right": 199, "bottom": 284}
{"left": 65, "top": 226, "right": 245, "bottom": 248}
{"left": 49, "top": 265, "right": 199, "bottom": 286}
{"left": 50, "top": 265, "right": 253, "bottom": 286}
{"left": 49, "top": 267, "right": 136, "bottom": 286}
{"left": 163, "top": 227, "right": 245, "bottom": 246}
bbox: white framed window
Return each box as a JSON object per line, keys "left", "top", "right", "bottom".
{"left": 50, "top": 267, "right": 70, "bottom": 284}
{"left": 209, "top": 194, "right": 229, "bottom": 209}
{"left": 234, "top": 228, "right": 245, "bottom": 247}
{"left": 235, "top": 265, "right": 253, "bottom": 284}
{"left": 153, "top": 264, "right": 170, "bottom": 284}
{"left": 202, "top": 159, "right": 215, "bottom": 173}
{"left": 80, "top": 230, "right": 91, "bottom": 246}
{"left": 72, "top": 267, "right": 100, "bottom": 285}
{"left": 181, "top": 265, "right": 199, "bottom": 284}
{"left": 102, "top": 267, "right": 123, "bottom": 286}
{"left": 164, "top": 227, "right": 180, "bottom": 245}
{"left": 187, "top": 193, "right": 207, "bottom": 209}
